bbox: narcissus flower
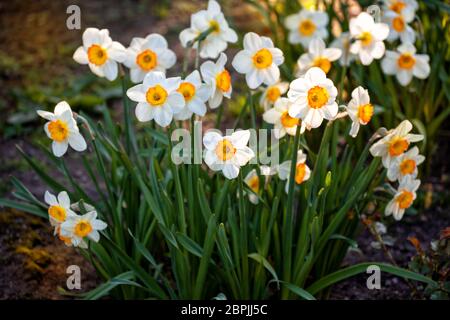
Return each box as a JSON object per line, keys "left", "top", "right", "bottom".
{"left": 61, "top": 210, "right": 107, "bottom": 248}
{"left": 349, "top": 12, "right": 389, "bottom": 65}
{"left": 203, "top": 130, "right": 255, "bottom": 179}
{"left": 345, "top": 86, "right": 374, "bottom": 138}
{"left": 179, "top": 0, "right": 237, "bottom": 59}
{"left": 200, "top": 53, "right": 232, "bottom": 109}
{"left": 259, "top": 81, "right": 289, "bottom": 110}
{"left": 126, "top": 71, "right": 185, "bottom": 127}
{"left": 287, "top": 67, "right": 338, "bottom": 130}
{"left": 174, "top": 70, "right": 211, "bottom": 120}
{"left": 73, "top": 28, "right": 126, "bottom": 81}
{"left": 232, "top": 32, "right": 284, "bottom": 89}
{"left": 370, "top": 120, "right": 424, "bottom": 167}
{"left": 263, "top": 98, "right": 303, "bottom": 139}
{"left": 383, "top": 0, "right": 418, "bottom": 17}
{"left": 381, "top": 43, "right": 430, "bottom": 86}
{"left": 44, "top": 191, "right": 76, "bottom": 227}
{"left": 37, "top": 101, "right": 87, "bottom": 157}
{"left": 387, "top": 146, "right": 425, "bottom": 182}
{"left": 385, "top": 175, "right": 420, "bottom": 220}
{"left": 278, "top": 150, "right": 311, "bottom": 193}
{"left": 284, "top": 9, "right": 329, "bottom": 48}
{"left": 330, "top": 32, "right": 356, "bottom": 67}
{"left": 124, "top": 33, "right": 176, "bottom": 83}
{"left": 297, "top": 37, "right": 342, "bottom": 75}
{"left": 383, "top": 10, "right": 415, "bottom": 43}
{"left": 244, "top": 169, "right": 260, "bottom": 204}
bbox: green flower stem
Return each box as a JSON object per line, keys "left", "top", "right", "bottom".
{"left": 238, "top": 171, "right": 249, "bottom": 299}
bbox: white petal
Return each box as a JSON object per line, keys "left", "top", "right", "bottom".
{"left": 233, "top": 147, "right": 255, "bottom": 165}
{"left": 52, "top": 141, "right": 69, "bottom": 157}
{"left": 222, "top": 163, "right": 239, "bottom": 179}
{"left": 153, "top": 107, "right": 173, "bottom": 127}
{"left": 243, "top": 32, "right": 263, "bottom": 51}
{"left": 203, "top": 131, "right": 223, "bottom": 150}
{"left": 135, "top": 102, "right": 153, "bottom": 122}
{"left": 102, "top": 60, "right": 118, "bottom": 81}
{"left": 108, "top": 41, "right": 127, "bottom": 63}
{"left": 245, "top": 68, "right": 263, "bottom": 89}
{"left": 230, "top": 130, "right": 250, "bottom": 148}
{"left": 188, "top": 98, "right": 207, "bottom": 116}
{"left": 397, "top": 70, "right": 413, "bottom": 86}
{"left": 73, "top": 46, "right": 88, "bottom": 64}
{"left": 44, "top": 191, "right": 58, "bottom": 206}
{"left": 232, "top": 50, "right": 253, "bottom": 74}
{"left": 167, "top": 92, "right": 185, "bottom": 113}
{"left": 144, "top": 71, "right": 166, "bottom": 88}
{"left": 68, "top": 132, "right": 87, "bottom": 152}
{"left": 127, "top": 84, "right": 146, "bottom": 102}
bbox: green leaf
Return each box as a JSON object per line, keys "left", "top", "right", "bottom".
{"left": 248, "top": 253, "right": 280, "bottom": 289}
{"left": 82, "top": 271, "right": 139, "bottom": 300}
{"left": 282, "top": 282, "right": 316, "bottom": 300}
{"left": 176, "top": 233, "right": 204, "bottom": 258}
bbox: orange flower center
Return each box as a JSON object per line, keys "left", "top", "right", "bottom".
{"left": 177, "top": 82, "right": 196, "bottom": 102}
{"left": 307, "top": 86, "right": 329, "bottom": 109}
{"left": 280, "top": 111, "right": 299, "bottom": 128}
{"left": 266, "top": 86, "right": 281, "bottom": 103}
{"left": 400, "top": 159, "right": 416, "bottom": 175}
{"left": 313, "top": 57, "right": 332, "bottom": 74}
{"left": 253, "top": 48, "right": 273, "bottom": 69}
{"left": 215, "top": 139, "right": 236, "bottom": 161}
{"left": 48, "top": 205, "right": 66, "bottom": 223}
{"left": 209, "top": 20, "right": 220, "bottom": 33}
{"left": 87, "top": 44, "right": 108, "bottom": 66}
{"left": 74, "top": 220, "right": 93, "bottom": 238}
{"left": 298, "top": 19, "right": 316, "bottom": 36}
{"left": 358, "top": 103, "right": 374, "bottom": 123}
{"left": 295, "top": 163, "right": 307, "bottom": 184}
{"left": 146, "top": 85, "right": 168, "bottom": 106}
{"left": 247, "top": 176, "right": 260, "bottom": 193}
{"left": 392, "top": 16, "right": 405, "bottom": 32}
{"left": 388, "top": 137, "right": 409, "bottom": 157}
{"left": 397, "top": 53, "right": 416, "bottom": 70}
{"left": 136, "top": 49, "right": 157, "bottom": 71}
{"left": 390, "top": 1, "right": 406, "bottom": 14}
{"left": 56, "top": 226, "right": 72, "bottom": 245}
{"left": 48, "top": 120, "right": 69, "bottom": 142}
{"left": 360, "top": 32, "right": 373, "bottom": 46}
{"left": 396, "top": 190, "right": 414, "bottom": 209}
{"left": 216, "top": 69, "right": 231, "bottom": 92}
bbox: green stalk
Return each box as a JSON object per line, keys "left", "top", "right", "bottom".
{"left": 238, "top": 171, "right": 249, "bottom": 299}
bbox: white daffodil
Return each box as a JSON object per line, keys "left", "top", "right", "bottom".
{"left": 287, "top": 67, "right": 338, "bottom": 130}
{"left": 387, "top": 146, "right": 425, "bottom": 182}
{"left": 381, "top": 43, "right": 430, "bottom": 86}
{"left": 297, "top": 37, "right": 342, "bottom": 76}
{"left": 330, "top": 32, "right": 356, "bottom": 67}
{"left": 383, "top": 0, "right": 418, "bottom": 17}
{"left": 349, "top": 12, "right": 389, "bottom": 65}
{"left": 244, "top": 169, "right": 260, "bottom": 204}
{"left": 385, "top": 175, "right": 420, "bottom": 220}
{"left": 259, "top": 81, "right": 289, "bottom": 110}
{"left": 61, "top": 210, "right": 107, "bottom": 248}
{"left": 203, "top": 130, "right": 255, "bottom": 179}
{"left": 284, "top": 9, "right": 329, "bottom": 48}
{"left": 383, "top": 10, "right": 415, "bottom": 43}
{"left": 263, "top": 98, "right": 303, "bottom": 139}
{"left": 123, "top": 33, "right": 176, "bottom": 84}
{"left": 73, "top": 28, "right": 126, "bottom": 81}
{"left": 200, "top": 53, "right": 232, "bottom": 109}
{"left": 232, "top": 32, "right": 284, "bottom": 89}
{"left": 179, "top": 0, "right": 237, "bottom": 59}
{"left": 174, "top": 70, "right": 211, "bottom": 120}
{"left": 37, "top": 101, "right": 87, "bottom": 157}
{"left": 126, "top": 71, "right": 185, "bottom": 127}
{"left": 278, "top": 150, "right": 311, "bottom": 193}
{"left": 44, "top": 191, "right": 76, "bottom": 227}
{"left": 345, "top": 86, "right": 374, "bottom": 138}
{"left": 370, "top": 120, "right": 424, "bottom": 167}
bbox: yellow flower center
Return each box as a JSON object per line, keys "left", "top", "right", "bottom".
{"left": 252, "top": 48, "right": 273, "bottom": 69}
{"left": 146, "top": 85, "right": 168, "bottom": 106}
{"left": 48, "top": 120, "right": 69, "bottom": 142}
{"left": 298, "top": 19, "right": 316, "bottom": 36}
{"left": 295, "top": 163, "right": 307, "bottom": 184}
{"left": 307, "top": 86, "right": 329, "bottom": 109}
{"left": 388, "top": 137, "right": 409, "bottom": 157}
{"left": 209, "top": 20, "right": 220, "bottom": 33}
{"left": 216, "top": 69, "right": 231, "bottom": 92}
{"left": 177, "top": 82, "right": 196, "bottom": 102}
{"left": 74, "top": 220, "right": 93, "bottom": 238}
{"left": 266, "top": 86, "right": 281, "bottom": 103}
{"left": 358, "top": 103, "right": 374, "bottom": 123}
{"left": 280, "top": 111, "right": 299, "bottom": 128}
{"left": 392, "top": 16, "right": 405, "bottom": 32}
{"left": 136, "top": 49, "right": 157, "bottom": 71}
{"left": 400, "top": 159, "right": 416, "bottom": 175}
{"left": 247, "top": 176, "right": 260, "bottom": 193}
{"left": 390, "top": 1, "right": 406, "bottom": 14}
{"left": 56, "top": 226, "right": 72, "bottom": 245}
{"left": 87, "top": 44, "right": 108, "bottom": 66}
{"left": 48, "top": 205, "right": 66, "bottom": 223}
{"left": 397, "top": 53, "right": 416, "bottom": 70}
{"left": 215, "top": 139, "right": 236, "bottom": 161}
{"left": 360, "top": 32, "right": 373, "bottom": 46}
{"left": 313, "top": 57, "right": 332, "bottom": 74}
{"left": 396, "top": 190, "right": 414, "bottom": 209}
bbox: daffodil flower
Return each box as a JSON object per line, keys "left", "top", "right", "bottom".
{"left": 349, "top": 12, "right": 389, "bottom": 65}
{"left": 200, "top": 53, "right": 232, "bottom": 109}
{"left": 381, "top": 43, "right": 430, "bottom": 86}
{"left": 385, "top": 175, "right": 420, "bottom": 220}
{"left": 387, "top": 146, "right": 425, "bottom": 182}
{"left": 383, "top": 10, "right": 416, "bottom": 43}
{"left": 244, "top": 169, "right": 260, "bottom": 204}
{"left": 278, "top": 150, "right": 311, "bottom": 193}
{"left": 297, "top": 37, "right": 342, "bottom": 76}
{"left": 174, "top": 70, "right": 211, "bottom": 120}
{"left": 383, "top": 0, "right": 418, "bottom": 17}
{"left": 44, "top": 190, "right": 76, "bottom": 227}
{"left": 73, "top": 28, "right": 126, "bottom": 81}
{"left": 126, "top": 71, "right": 185, "bottom": 127}
{"left": 263, "top": 98, "right": 304, "bottom": 139}
{"left": 203, "top": 130, "right": 255, "bottom": 179}
{"left": 232, "top": 32, "right": 284, "bottom": 89}
{"left": 284, "top": 9, "right": 329, "bottom": 48}
{"left": 259, "top": 81, "right": 289, "bottom": 110}
{"left": 61, "top": 210, "right": 107, "bottom": 248}
{"left": 370, "top": 120, "right": 424, "bottom": 167}
{"left": 124, "top": 33, "right": 176, "bottom": 83}
{"left": 37, "top": 101, "right": 87, "bottom": 157}
{"left": 287, "top": 67, "right": 338, "bottom": 130}
{"left": 345, "top": 86, "right": 374, "bottom": 138}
